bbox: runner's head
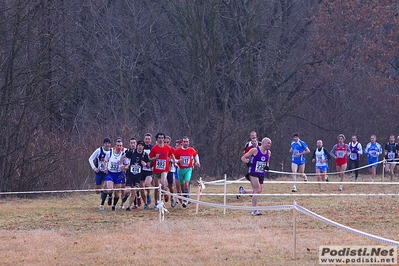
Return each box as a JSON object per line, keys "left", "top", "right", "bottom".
{"left": 155, "top": 133, "right": 165, "bottom": 145}
{"left": 249, "top": 131, "right": 257, "bottom": 139}
{"left": 129, "top": 137, "right": 137, "bottom": 150}
{"left": 144, "top": 133, "right": 152, "bottom": 145}
{"left": 137, "top": 140, "right": 144, "bottom": 152}
{"left": 165, "top": 136, "right": 171, "bottom": 145}
{"left": 292, "top": 132, "right": 299, "bottom": 142}
{"left": 250, "top": 137, "right": 258, "bottom": 147}
{"left": 261, "top": 137, "right": 271, "bottom": 149}
{"left": 115, "top": 140, "right": 123, "bottom": 153}
{"left": 337, "top": 134, "right": 345, "bottom": 142}
{"left": 175, "top": 139, "right": 182, "bottom": 148}
{"left": 103, "top": 137, "right": 112, "bottom": 150}
{"left": 182, "top": 136, "right": 190, "bottom": 148}
{"left": 317, "top": 140, "right": 323, "bottom": 148}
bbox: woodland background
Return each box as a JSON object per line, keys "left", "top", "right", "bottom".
{"left": 1, "top": 0, "right": 398, "bottom": 192}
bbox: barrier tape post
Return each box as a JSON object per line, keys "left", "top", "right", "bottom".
{"left": 223, "top": 174, "right": 227, "bottom": 215}
{"left": 195, "top": 177, "right": 202, "bottom": 215}
{"left": 382, "top": 159, "right": 385, "bottom": 182}
{"left": 292, "top": 201, "right": 297, "bottom": 260}
{"left": 158, "top": 184, "right": 162, "bottom": 223}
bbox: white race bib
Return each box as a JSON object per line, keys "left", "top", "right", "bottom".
{"left": 156, "top": 159, "right": 166, "bottom": 170}
{"left": 130, "top": 164, "right": 141, "bottom": 175}
{"left": 98, "top": 161, "right": 105, "bottom": 171}
{"left": 336, "top": 150, "right": 345, "bottom": 158}
{"left": 180, "top": 156, "right": 190, "bottom": 167}
{"left": 369, "top": 150, "right": 378, "bottom": 157}
{"left": 255, "top": 161, "right": 266, "bottom": 173}
{"left": 110, "top": 162, "right": 120, "bottom": 171}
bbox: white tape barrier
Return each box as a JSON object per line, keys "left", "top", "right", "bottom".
{"left": 220, "top": 180, "right": 399, "bottom": 185}
{"left": 185, "top": 193, "right": 399, "bottom": 197}
{"left": 161, "top": 189, "right": 399, "bottom": 246}
{"left": 269, "top": 159, "right": 387, "bottom": 176}
{"left": 161, "top": 190, "right": 293, "bottom": 211}
{"left": 203, "top": 160, "right": 388, "bottom": 184}
{"left": 0, "top": 186, "right": 159, "bottom": 195}
{"left": 293, "top": 202, "right": 399, "bottom": 246}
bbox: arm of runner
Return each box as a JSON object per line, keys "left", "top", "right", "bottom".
{"left": 357, "top": 143, "right": 363, "bottom": 155}
{"left": 311, "top": 149, "right": 316, "bottom": 162}
{"left": 194, "top": 154, "right": 201, "bottom": 167}
{"left": 88, "top": 148, "right": 100, "bottom": 172}
{"left": 329, "top": 145, "right": 337, "bottom": 159}
{"left": 241, "top": 147, "right": 256, "bottom": 164}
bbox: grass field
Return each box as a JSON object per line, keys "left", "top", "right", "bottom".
{"left": 1, "top": 175, "right": 399, "bottom": 265}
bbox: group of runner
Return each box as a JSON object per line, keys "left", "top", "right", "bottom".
{"left": 287, "top": 133, "right": 399, "bottom": 192}
{"left": 237, "top": 131, "right": 399, "bottom": 216}
{"left": 88, "top": 133, "right": 200, "bottom": 211}
{"left": 89, "top": 130, "right": 398, "bottom": 216}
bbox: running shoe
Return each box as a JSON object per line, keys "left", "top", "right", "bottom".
{"left": 119, "top": 204, "right": 124, "bottom": 210}
{"left": 339, "top": 185, "right": 343, "bottom": 191}
{"left": 251, "top": 210, "right": 262, "bottom": 216}
{"left": 291, "top": 186, "right": 297, "bottom": 192}
{"left": 237, "top": 186, "right": 244, "bottom": 199}
{"left": 144, "top": 204, "right": 149, "bottom": 210}
{"left": 111, "top": 206, "right": 116, "bottom": 211}
{"left": 107, "top": 196, "right": 112, "bottom": 206}
{"left": 355, "top": 177, "right": 358, "bottom": 182}
{"left": 326, "top": 175, "right": 329, "bottom": 182}
{"left": 99, "top": 205, "right": 104, "bottom": 211}
{"left": 171, "top": 197, "right": 176, "bottom": 208}
{"left": 132, "top": 205, "right": 138, "bottom": 209}
{"left": 182, "top": 201, "right": 188, "bottom": 208}
{"left": 303, "top": 175, "right": 308, "bottom": 182}
{"left": 126, "top": 207, "right": 131, "bottom": 211}
{"left": 147, "top": 194, "right": 152, "bottom": 204}
{"left": 154, "top": 204, "right": 158, "bottom": 211}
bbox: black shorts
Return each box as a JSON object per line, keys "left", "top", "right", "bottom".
{"left": 126, "top": 174, "right": 141, "bottom": 187}
{"left": 167, "top": 172, "right": 174, "bottom": 185}
{"left": 141, "top": 170, "right": 152, "bottom": 181}
{"left": 245, "top": 173, "right": 265, "bottom": 184}
{"left": 121, "top": 172, "right": 126, "bottom": 184}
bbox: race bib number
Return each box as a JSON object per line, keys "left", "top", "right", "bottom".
{"left": 369, "top": 150, "right": 378, "bottom": 157}
{"left": 316, "top": 155, "right": 323, "bottom": 163}
{"left": 350, "top": 153, "right": 358, "bottom": 160}
{"left": 98, "top": 161, "right": 105, "bottom": 171}
{"left": 336, "top": 150, "right": 345, "bottom": 158}
{"left": 130, "top": 164, "right": 141, "bottom": 175}
{"left": 156, "top": 159, "right": 166, "bottom": 170}
{"left": 388, "top": 152, "right": 395, "bottom": 159}
{"left": 110, "top": 162, "right": 120, "bottom": 171}
{"left": 255, "top": 161, "right": 266, "bottom": 172}
{"left": 180, "top": 156, "right": 190, "bottom": 167}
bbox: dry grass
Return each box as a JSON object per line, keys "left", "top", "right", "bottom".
{"left": 1, "top": 175, "right": 399, "bottom": 265}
